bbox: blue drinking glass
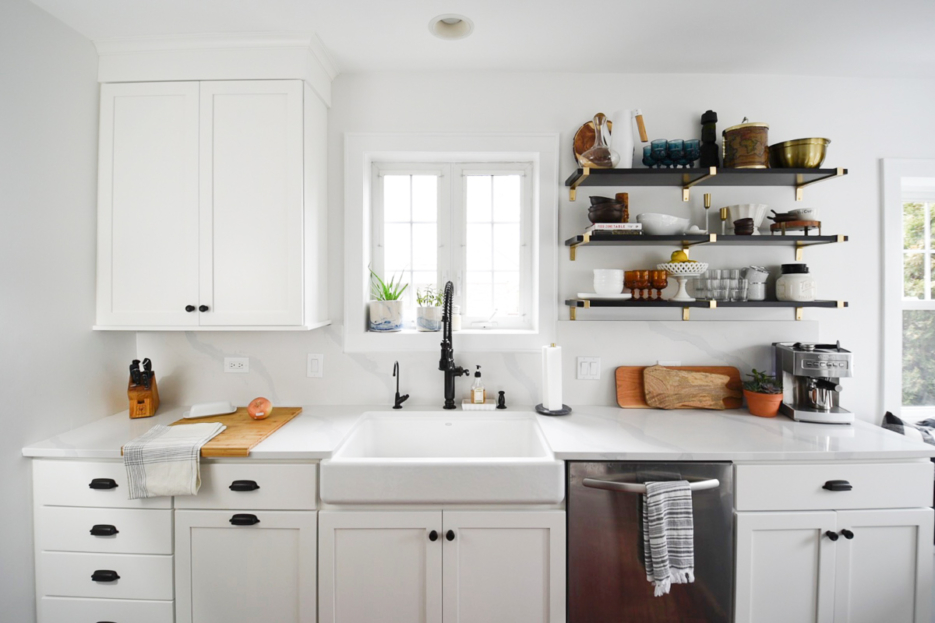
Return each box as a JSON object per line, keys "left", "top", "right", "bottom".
{"left": 684, "top": 139, "right": 701, "bottom": 168}
{"left": 666, "top": 139, "right": 684, "bottom": 169}
{"left": 642, "top": 145, "right": 655, "bottom": 168}
{"left": 650, "top": 139, "right": 667, "bottom": 168}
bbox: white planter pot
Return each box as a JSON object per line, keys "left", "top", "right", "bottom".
{"left": 368, "top": 300, "right": 404, "bottom": 332}
{"left": 417, "top": 306, "right": 442, "bottom": 332}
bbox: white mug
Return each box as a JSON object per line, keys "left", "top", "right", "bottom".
{"left": 593, "top": 269, "right": 624, "bottom": 295}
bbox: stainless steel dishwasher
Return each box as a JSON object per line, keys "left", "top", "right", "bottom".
{"left": 567, "top": 461, "right": 733, "bottom": 622}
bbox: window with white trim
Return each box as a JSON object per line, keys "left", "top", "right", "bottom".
{"left": 900, "top": 179, "right": 935, "bottom": 412}
{"left": 371, "top": 162, "right": 533, "bottom": 330}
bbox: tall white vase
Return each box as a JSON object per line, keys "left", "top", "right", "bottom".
{"left": 610, "top": 109, "right": 644, "bottom": 169}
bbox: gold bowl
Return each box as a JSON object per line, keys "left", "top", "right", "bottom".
{"left": 769, "top": 138, "right": 831, "bottom": 168}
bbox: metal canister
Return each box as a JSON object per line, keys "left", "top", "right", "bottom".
{"left": 722, "top": 120, "right": 769, "bottom": 168}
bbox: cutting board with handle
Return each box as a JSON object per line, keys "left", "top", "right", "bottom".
{"left": 616, "top": 366, "right": 742, "bottom": 410}
{"left": 169, "top": 406, "right": 303, "bottom": 457}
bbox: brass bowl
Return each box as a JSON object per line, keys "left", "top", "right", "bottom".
{"left": 769, "top": 138, "right": 831, "bottom": 168}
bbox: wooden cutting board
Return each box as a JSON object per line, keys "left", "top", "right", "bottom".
{"left": 616, "top": 366, "right": 742, "bottom": 409}
{"left": 169, "top": 406, "right": 303, "bottom": 457}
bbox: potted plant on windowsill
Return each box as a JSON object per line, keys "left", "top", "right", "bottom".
{"left": 369, "top": 267, "right": 408, "bottom": 332}
{"left": 742, "top": 369, "right": 783, "bottom": 418}
{"left": 416, "top": 286, "right": 443, "bottom": 332}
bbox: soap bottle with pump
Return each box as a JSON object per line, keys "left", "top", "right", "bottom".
{"left": 471, "top": 365, "right": 486, "bottom": 404}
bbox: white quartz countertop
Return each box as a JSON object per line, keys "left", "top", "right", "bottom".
{"left": 21, "top": 404, "right": 935, "bottom": 462}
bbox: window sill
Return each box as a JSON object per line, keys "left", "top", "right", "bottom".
{"left": 344, "top": 327, "right": 550, "bottom": 353}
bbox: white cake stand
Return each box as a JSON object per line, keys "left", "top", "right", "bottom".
{"left": 657, "top": 262, "right": 709, "bottom": 302}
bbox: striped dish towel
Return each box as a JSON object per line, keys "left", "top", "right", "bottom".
{"left": 123, "top": 423, "right": 226, "bottom": 499}
{"left": 642, "top": 480, "right": 695, "bottom": 597}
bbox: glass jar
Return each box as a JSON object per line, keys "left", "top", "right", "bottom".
{"left": 776, "top": 264, "right": 816, "bottom": 302}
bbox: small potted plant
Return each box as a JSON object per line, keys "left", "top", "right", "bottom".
{"left": 369, "top": 267, "right": 408, "bottom": 332}
{"left": 416, "top": 286, "right": 443, "bottom": 332}
{"left": 742, "top": 368, "right": 783, "bottom": 418}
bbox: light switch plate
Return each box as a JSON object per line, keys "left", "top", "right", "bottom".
{"left": 224, "top": 357, "right": 249, "bottom": 374}
{"left": 307, "top": 354, "right": 324, "bottom": 378}
{"left": 577, "top": 357, "right": 601, "bottom": 380}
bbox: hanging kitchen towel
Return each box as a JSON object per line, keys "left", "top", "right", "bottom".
{"left": 123, "top": 423, "right": 226, "bottom": 499}
{"left": 642, "top": 480, "right": 695, "bottom": 597}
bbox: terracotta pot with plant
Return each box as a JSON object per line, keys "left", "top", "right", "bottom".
{"left": 742, "top": 368, "right": 783, "bottom": 418}
{"left": 368, "top": 267, "right": 408, "bottom": 332}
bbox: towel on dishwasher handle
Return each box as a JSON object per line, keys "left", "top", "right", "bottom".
{"left": 123, "top": 423, "right": 226, "bottom": 499}
{"left": 642, "top": 480, "right": 695, "bottom": 596}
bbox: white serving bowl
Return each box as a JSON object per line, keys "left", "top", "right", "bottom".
{"left": 593, "top": 269, "right": 624, "bottom": 295}
{"left": 727, "top": 204, "right": 769, "bottom": 230}
{"left": 657, "top": 262, "right": 709, "bottom": 277}
{"left": 636, "top": 213, "right": 690, "bottom": 235}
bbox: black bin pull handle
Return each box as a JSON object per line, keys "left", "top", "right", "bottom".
{"left": 90, "top": 524, "right": 119, "bottom": 537}
{"left": 91, "top": 570, "right": 120, "bottom": 582}
{"left": 822, "top": 480, "right": 853, "bottom": 492}
{"left": 428, "top": 530, "right": 439, "bottom": 542}
{"left": 446, "top": 530, "right": 455, "bottom": 541}
{"left": 229, "top": 480, "right": 260, "bottom": 492}
{"left": 824, "top": 530, "right": 839, "bottom": 541}
{"left": 89, "top": 478, "right": 118, "bottom": 490}
{"left": 230, "top": 513, "right": 260, "bottom": 526}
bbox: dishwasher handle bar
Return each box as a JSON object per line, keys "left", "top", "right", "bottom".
{"left": 582, "top": 477, "right": 720, "bottom": 494}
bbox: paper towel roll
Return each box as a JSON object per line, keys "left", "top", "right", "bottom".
{"left": 541, "top": 344, "right": 562, "bottom": 411}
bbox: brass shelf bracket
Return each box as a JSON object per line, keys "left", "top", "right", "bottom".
{"left": 795, "top": 233, "right": 847, "bottom": 261}
{"left": 794, "top": 167, "right": 845, "bottom": 202}
{"left": 795, "top": 307, "right": 804, "bottom": 321}
{"left": 682, "top": 307, "right": 690, "bottom": 321}
{"left": 682, "top": 167, "right": 717, "bottom": 202}
{"left": 569, "top": 233, "right": 590, "bottom": 261}
{"left": 570, "top": 307, "right": 576, "bottom": 321}
{"left": 683, "top": 233, "right": 717, "bottom": 252}
{"left": 569, "top": 167, "right": 591, "bottom": 201}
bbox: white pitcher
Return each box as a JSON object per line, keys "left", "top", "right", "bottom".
{"left": 610, "top": 109, "right": 648, "bottom": 168}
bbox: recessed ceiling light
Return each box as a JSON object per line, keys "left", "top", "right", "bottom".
{"left": 428, "top": 14, "right": 474, "bottom": 40}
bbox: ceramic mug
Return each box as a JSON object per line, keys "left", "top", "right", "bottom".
{"left": 593, "top": 269, "right": 624, "bottom": 295}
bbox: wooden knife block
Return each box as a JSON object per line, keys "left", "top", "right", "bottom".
{"left": 128, "top": 375, "right": 160, "bottom": 419}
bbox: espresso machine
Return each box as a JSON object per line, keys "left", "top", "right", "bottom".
{"left": 774, "top": 342, "right": 853, "bottom": 424}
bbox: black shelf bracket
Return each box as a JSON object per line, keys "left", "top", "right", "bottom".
{"left": 794, "top": 167, "right": 846, "bottom": 201}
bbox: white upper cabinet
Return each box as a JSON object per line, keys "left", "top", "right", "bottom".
{"left": 95, "top": 79, "right": 328, "bottom": 330}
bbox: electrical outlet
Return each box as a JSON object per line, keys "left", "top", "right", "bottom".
{"left": 577, "top": 357, "right": 601, "bottom": 380}
{"left": 224, "top": 357, "right": 249, "bottom": 373}
{"left": 307, "top": 354, "right": 324, "bottom": 378}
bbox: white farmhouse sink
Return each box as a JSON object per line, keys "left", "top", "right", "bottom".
{"left": 319, "top": 412, "right": 564, "bottom": 505}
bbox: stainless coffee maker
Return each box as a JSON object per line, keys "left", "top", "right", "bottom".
{"left": 774, "top": 342, "right": 853, "bottom": 424}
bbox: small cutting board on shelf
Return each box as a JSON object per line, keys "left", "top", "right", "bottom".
{"left": 615, "top": 366, "right": 742, "bottom": 410}
{"left": 169, "top": 406, "right": 302, "bottom": 457}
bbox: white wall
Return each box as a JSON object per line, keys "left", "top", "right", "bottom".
{"left": 0, "top": 1, "right": 135, "bottom": 620}
{"left": 140, "top": 70, "right": 935, "bottom": 420}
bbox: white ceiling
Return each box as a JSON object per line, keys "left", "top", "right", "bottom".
{"left": 30, "top": 0, "right": 935, "bottom": 78}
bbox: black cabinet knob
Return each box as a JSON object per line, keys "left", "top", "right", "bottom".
{"left": 429, "top": 530, "right": 439, "bottom": 542}
{"left": 446, "top": 530, "right": 455, "bottom": 541}
{"left": 199, "top": 305, "right": 210, "bottom": 312}
{"left": 840, "top": 529, "right": 855, "bottom": 540}
{"left": 822, "top": 480, "right": 853, "bottom": 492}
{"left": 229, "top": 480, "right": 260, "bottom": 492}
{"left": 88, "top": 478, "right": 118, "bottom": 490}
{"left": 824, "top": 530, "right": 839, "bottom": 541}
{"left": 185, "top": 305, "right": 196, "bottom": 312}
{"left": 229, "top": 513, "right": 260, "bottom": 526}
{"left": 91, "top": 570, "right": 120, "bottom": 582}
{"left": 90, "top": 524, "right": 119, "bottom": 537}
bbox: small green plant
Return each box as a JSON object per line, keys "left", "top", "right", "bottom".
{"left": 743, "top": 369, "right": 782, "bottom": 395}
{"left": 416, "top": 286, "right": 443, "bottom": 307}
{"left": 369, "top": 266, "right": 408, "bottom": 301}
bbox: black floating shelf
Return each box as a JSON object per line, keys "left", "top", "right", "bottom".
{"left": 564, "top": 233, "right": 847, "bottom": 247}
{"left": 564, "top": 299, "right": 847, "bottom": 309}
{"left": 565, "top": 167, "right": 847, "bottom": 189}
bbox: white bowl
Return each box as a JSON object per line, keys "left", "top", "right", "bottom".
{"left": 593, "top": 269, "right": 624, "bottom": 295}
{"left": 727, "top": 204, "right": 768, "bottom": 229}
{"left": 636, "top": 213, "right": 690, "bottom": 236}
{"left": 657, "top": 262, "right": 709, "bottom": 277}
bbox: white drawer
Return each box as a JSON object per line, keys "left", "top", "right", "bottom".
{"left": 39, "top": 551, "right": 173, "bottom": 600}
{"left": 39, "top": 596, "right": 173, "bottom": 623}
{"left": 174, "top": 462, "right": 317, "bottom": 510}
{"left": 34, "top": 460, "right": 171, "bottom": 509}
{"left": 38, "top": 507, "right": 173, "bottom": 555}
{"left": 735, "top": 461, "right": 934, "bottom": 511}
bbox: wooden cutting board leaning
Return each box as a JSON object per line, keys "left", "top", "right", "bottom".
{"left": 169, "top": 406, "right": 303, "bottom": 457}
{"left": 615, "top": 366, "right": 743, "bottom": 410}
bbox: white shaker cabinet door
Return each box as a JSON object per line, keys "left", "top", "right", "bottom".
{"left": 175, "top": 510, "right": 317, "bottom": 623}
{"left": 833, "top": 508, "right": 933, "bottom": 623}
{"left": 442, "top": 510, "right": 566, "bottom": 623}
{"left": 735, "top": 511, "right": 838, "bottom": 623}
{"left": 319, "top": 511, "right": 443, "bottom": 623}
{"left": 96, "top": 81, "right": 200, "bottom": 327}
{"left": 198, "top": 80, "right": 304, "bottom": 327}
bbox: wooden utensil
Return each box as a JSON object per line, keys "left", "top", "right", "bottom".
{"left": 643, "top": 366, "right": 742, "bottom": 410}
{"left": 169, "top": 406, "right": 302, "bottom": 457}
{"left": 615, "top": 366, "right": 742, "bottom": 409}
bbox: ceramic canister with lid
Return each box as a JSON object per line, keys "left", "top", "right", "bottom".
{"left": 776, "top": 264, "right": 816, "bottom": 301}
{"left": 722, "top": 120, "right": 769, "bottom": 169}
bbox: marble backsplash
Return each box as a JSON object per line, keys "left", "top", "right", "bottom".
{"left": 136, "top": 320, "right": 819, "bottom": 412}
